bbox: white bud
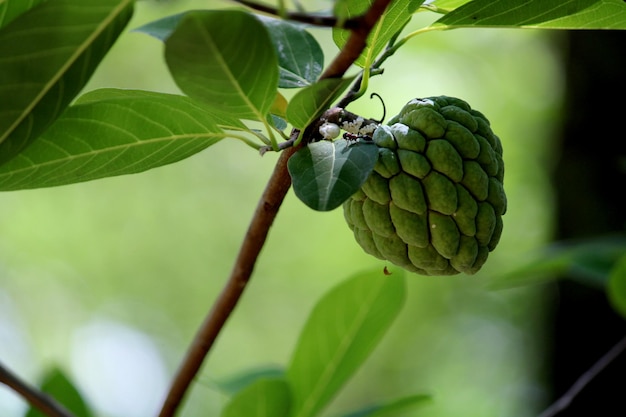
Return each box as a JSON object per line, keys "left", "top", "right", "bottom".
{"left": 319, "top": 122, "right": 341, "bottom": 140}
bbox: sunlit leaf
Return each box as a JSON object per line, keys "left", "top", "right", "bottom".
{"left": 25, "top": 367, "right": 93, "bottom": 417}
{"left": 165, "top": 10, "right": 279, "bottom": 122}
{"left": 257, "top": 16, "right": 324, "bottom": 88}
{"left": 0, "top": 90, "right": 225, "bottom": 190}
{"left": 419, "top": 0, "right": 473, "bottom": 14}
{"left": 333, "top": 0, "right": 425, "bottom": 67}
{"left": 220, "top": 378, "right": 291, "bottom": 417}
{"left": 287, "top": 267, "right": 406, "bottom": 417}
{"left": 288, "top": 139, "right": 378, "bottom": 211}
{"left": 286, "top": 77, "right": 355, "bottom": 130}
{"left": 0, "top": 0, "right": 134, "bottom": 165}
{"left": 608, "top": 254, "right": 626, "bottom": 319}
{"left": 0, "top": 0, "right": 47, "bottom": 29}
{"left": 432, "top": 0, "right": 626, "bottom": 30}
{"left": 339, "top": 394, "right": 432, "bottom": 417}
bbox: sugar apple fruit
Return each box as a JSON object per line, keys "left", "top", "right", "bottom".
{"left": 343, "top": 96, "right": 506, "bottom": 275}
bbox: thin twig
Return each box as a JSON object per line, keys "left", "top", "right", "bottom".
{"left": 233, "top": 0, "right": 362, "bottom": 28}
{"left": 157, "top": 1, "right": 394, "bottom": 416}
{"left": 0, "top": 361, "right": 75, "bottom": 417}
{"left": 537, "top": 335, "right": 626, "bottom": 417}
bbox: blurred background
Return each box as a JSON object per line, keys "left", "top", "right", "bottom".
{"left": 1, "top": 1, "right": 623, "bottom": 417}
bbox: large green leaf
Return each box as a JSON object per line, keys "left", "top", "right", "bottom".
{"left": 0, "top": 0, "right": 47, "bottom": 29}
{"left": 333, "top": 0, "right": 425, "bottom": 67}
{"left": 0, "top": 0, "right": 134, "bottom": 165}
{"left": 220, "top": 378, "right": 291, "bottom": 417}
{"left": 287, "top": 267, "right": 406, "bottom": 417}
{"left": 608, "top": 254, "right": 626, "bottom": 319}
{"left": 138, "top": 12, "right": 322, "bottom": 89}
{"left": 256, "top": 16, "right": 324, "bottom": 88}
{"left": 432, "top": 0, "right": 626, "bottom": 29}
{"left": 287, "top": 139, "right": 378, "bottom": 211}
{"left": 165, "top": 10, "right": 279, "bottom": 122}
{"left": 25, "top": 367, "right": 94, "bottom": 417}
{"left": 74, "top": 87, "right": 247, "bottom": 131}
{"left": 0, "top": 89, "right": 225, "bottom": 191}
{"left": 286, "top": 77, "right": 355, "bottom": 130}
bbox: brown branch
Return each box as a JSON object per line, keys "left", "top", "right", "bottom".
{"left": 158, "top": 139, "right": 298, "bottom": 417}
{"left": 158, "top": 1, "right": 394, "bottom": 416}
{"left": 0, "top": 361, "right": 75, "bottom": 417}
{"left": 233, "top": 0, "right": 362, "bottom": 28}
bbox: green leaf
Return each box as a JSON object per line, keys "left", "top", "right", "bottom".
{"left": 133, "top": 11, "right": 186, "bottom": 41}
{"left": 338, "top": 394, "right": 432, "bottom": 417}
{"left": 25, "top": 367, "right": 93, "bottom": 417}
{"left": 608, "top": 254, "right": 626, "bottom": 319}
{"left": 287, "top": 267, "right": 407, "bottom": 417}
{"left": 420, "top": 0, "right": 473, "bottom": 14}
{"left": 0, "top": 0, "right": 47, "bottom": 29}
{"left": 488, "top": 236, "right": 626, "bottom": 289}
{"left": 256, "top": 16, "right": 324, "bottom": 88}
{"left": 139, "top": 12, "right": 323, "bottom": 88}
{"left": 432, "top": 0, "right": 626, "bottom": 30}
{"left": 285, "top": 77, "right": 355, "bottom": 130}
{"left": 0, "top": 89, "right": 225, "bottom": 191}
{"left": 288, "top": 139, "right": 378, "bottom": 211}
{"left": 0, "top": 0, "right": 134, "bottom": 165}
{"left": 165, "top": 10, "right": 279, "bottom": 122}
{"left": 215, "top": 366, "right": 285, "bottom": 396}
{"left": 73, "top": 88, "right": 247, "bottom": 130}
{"left": 220, "top": 378, "right": 291, "bottom": 417}
{"left": 333, "top": 0, "right": 425, "bottom": 67}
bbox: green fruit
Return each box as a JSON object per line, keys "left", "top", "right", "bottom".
{"left": 343, "top": 96, "right": 506, "bottom": 275}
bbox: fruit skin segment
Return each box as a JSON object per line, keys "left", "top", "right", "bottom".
{"left": 343, "top": 96, "right": 506, "bottom": 275}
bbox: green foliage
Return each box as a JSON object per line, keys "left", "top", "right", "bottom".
{"left": 286, "top": 78, "right": 355, "bottom": 130}
{"left": 1, "top": 1, "right": 625, "bottom": 417}
{"left": 0, "top": 89, "right": 225, "bottom": 190}
{"left": 164, "top": 10, "right": 279, "bottom": 124}
{"left": 0, "top": 0, "right": 134, "bottom": 165}
{"left": 287, "top": 139, "right": 378, "bottom": 211}
{"left": 221, "top": 378, "right": 291, "bottom": 417}
{"left": 432, "top": 0, "right": 626, "bottom": 29}
{"left": 608, "top": 254, "right": 626, "bottom": 319}
{"left": 338, "top": 394, "right": 432, "bottom": 417}
{"left": 0, "top": 0, "right": 47, "bottom": 28}
{"left": 287, "top": 268, "right": 406, "bottom": 417}
{"left": 25, "top": 367, "right": 93, "bottom": 417}
{"left": 256, "top": 16, "right": 325, "bottom": 88}
{"left": 489, "top": 236, "right": 626, "bottom": 289}
{"left": 332, "top": 0, "right": 425, "bottom": 67}
{"left": 215, "top": 268, "right": 407, "bottom": 417}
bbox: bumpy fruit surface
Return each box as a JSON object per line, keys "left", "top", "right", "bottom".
{"left": 343, "top": 96, "right": 506, "bottom": 275}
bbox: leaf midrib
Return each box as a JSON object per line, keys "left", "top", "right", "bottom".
{"left": 294, "top": 278, "right": 386, "bottom": 417}
{"left": 0, "top": 0, "right": 132, "bottom": 145}
{"left": 0, "top": 132, "right": 225, "bottom": 177}
{"left": 192, "top": 15, "right": 266, "bottom": 122}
